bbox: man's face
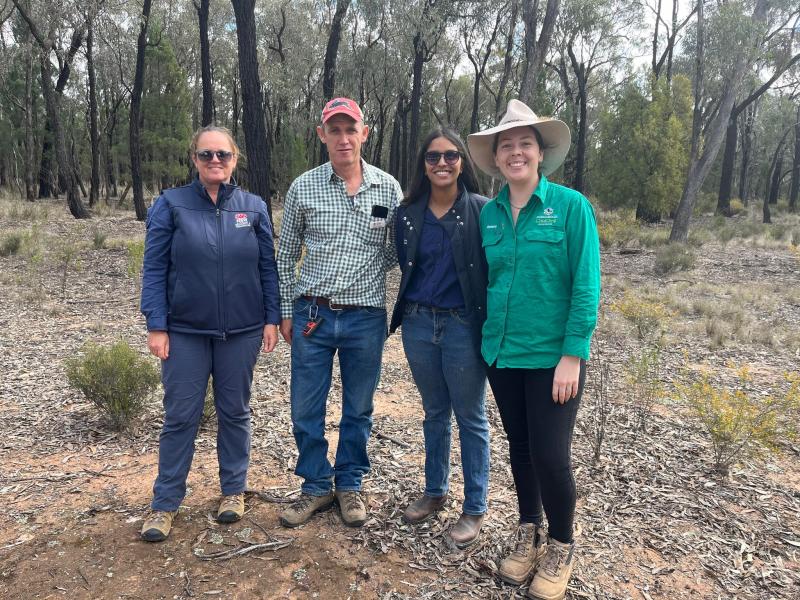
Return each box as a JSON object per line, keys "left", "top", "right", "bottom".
{"left": 317, "top": 114, "right": 369, "bottom": 171}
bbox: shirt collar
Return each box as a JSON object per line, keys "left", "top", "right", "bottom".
{"left": 324, "top": 158, "right": 379, "bottom": 190}
{"left": 497, "top": 175, "right": 549, "bottom": 207}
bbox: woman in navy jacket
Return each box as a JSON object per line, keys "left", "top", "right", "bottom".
{"left": 139, "top": 126, "right": 280, "bottom": 541}
{"left": 390, "top": 128, "right": 490, "bottom": 548}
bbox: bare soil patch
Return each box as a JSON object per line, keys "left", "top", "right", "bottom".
{"left": 1, "top": 201, "right": 799, "bottom": 599}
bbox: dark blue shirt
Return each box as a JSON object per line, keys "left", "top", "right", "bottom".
{"left": 398, "top": 199, "right": 465, "bottom": 309}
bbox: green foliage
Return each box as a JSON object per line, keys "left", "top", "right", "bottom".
{"left": 141, "top": 25, "right": 192, "bottom": 188}
{"left": 202, "top": 380, "right": 216, "bottom": 425}
{"left": 677, "top": 367, "right": 800, "bottom": 475}
{"left": 126, "top": 239, "right": 145, "bottom": 279}
{"left": 0, "top": 232, "right": 22, "bottom": 257}
{"left": 653, "top": 243, "right": 696, "bottom": 275}
{"left": 612, "top": 291, "right": 672, "bottom": 340}
{"left": 65, "top": 341, "right": 160, "bottom": 431}
{"left": 728, "top": 199, "right": 745, "bottom": 215}
{"left": 594, "top": 76, "right": 691, "bottom": 221}
{"left": 596, "top": 210, "right": 639, "bottom": 248}
{"left": 92, "top": 227, "right": 107, "bottom": 249}
{"left": 625, "top": 343, "right": 665, "bottom": 433}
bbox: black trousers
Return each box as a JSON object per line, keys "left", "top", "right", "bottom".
{"left": 487, "top": 361, "right": 585, "bottom": 544}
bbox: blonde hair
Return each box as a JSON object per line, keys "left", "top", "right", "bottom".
{"left": 189, "top": 125, "right": 240, "bottom": 158}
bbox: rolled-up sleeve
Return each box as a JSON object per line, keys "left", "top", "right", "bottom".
{"left": 140, "top": 196, "right": 173, "bottom": 331}
{"left": 562, "top": 197, "right": 601, "bottom": 359}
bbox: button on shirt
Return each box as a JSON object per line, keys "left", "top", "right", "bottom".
{"left": 399, "top": 202, "right": 465, "bottom": 309}
{"left": 277, "top": 160, "right": 403, "bottom": 318}
{"left": 480, "top": 176, "right": 601, "bottom": 368}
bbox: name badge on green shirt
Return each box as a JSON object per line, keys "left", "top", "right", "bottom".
{"left": 536, "top": 206, "right": 558, "bottom": 226}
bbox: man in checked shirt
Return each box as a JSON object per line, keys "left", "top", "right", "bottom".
{"left": 277, "top": 97, "right": 403, "bottom": 528}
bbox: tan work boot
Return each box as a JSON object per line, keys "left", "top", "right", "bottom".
{"left": 402, "top": 494, "right": 447, "bottom": 524}
{"left": 140, "top": 510, "right": 177, "bottom": 542}
{"left": 498, "top": 523, "right": 547, "bottom": 585}
{"left": 335, "top": 490, "right": 367, "bottom": 527}
{"left": 449, "top": 513, "right": 484, "bottom": 548}
{"left": 526, "top": 539, "right": 576, "bottom": 600}
{"left": 279, "top": 492, "right": 335, "bottom": 528}
{"left": 217, "top": 493, "right": 245, "bottom": 523}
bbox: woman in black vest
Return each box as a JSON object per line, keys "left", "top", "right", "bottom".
{"left": 390, "top": 127, "right": 490, "bottom": 548}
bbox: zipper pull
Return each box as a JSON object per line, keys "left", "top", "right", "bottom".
{"left": 216, "top": 208, "right": 220, "bottom": 217}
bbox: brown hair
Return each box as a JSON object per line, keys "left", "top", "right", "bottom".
{"left": 189, "top": 125, "right": 240, "bottom": 158}
{"left": 491, "top": 125, "right": 545, "bottom": 155}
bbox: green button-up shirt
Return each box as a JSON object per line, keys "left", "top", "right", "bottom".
{"left": 480, "top": 176, "right": 601, "bottom": 368}
{"left": 277, "top": 160, "right": 403, "bottom": 319}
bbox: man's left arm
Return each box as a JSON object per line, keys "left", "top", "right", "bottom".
{"left": 383, "top": 178, "right": 404, "bottom": 271}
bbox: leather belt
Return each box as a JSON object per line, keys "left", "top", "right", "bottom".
{"left": 302, "top": 296, "right": 360, "bottom": 310}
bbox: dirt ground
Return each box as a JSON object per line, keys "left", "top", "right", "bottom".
{"left": 1, "top": 199, "right": 799, "bottom": 599}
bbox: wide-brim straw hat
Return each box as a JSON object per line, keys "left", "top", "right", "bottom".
{"left": 467, "top": 99, "right": 571, "bottom": 178}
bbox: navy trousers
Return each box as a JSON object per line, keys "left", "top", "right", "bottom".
{"left": 151, "top": 329, "right": 262, "bottom": 512}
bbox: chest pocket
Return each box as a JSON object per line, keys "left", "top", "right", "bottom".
{"left": 524, "top": 228, "right": 564, "bottom": 254}
{"left": 482, "top": 227, "right": 506, "bottom": 281}
{"left": 357, "top": 203, "right": 389, "bottom": 246}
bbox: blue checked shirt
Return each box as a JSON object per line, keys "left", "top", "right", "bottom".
{"left": 277, "top": 160, "right": 403, "bottom": 319}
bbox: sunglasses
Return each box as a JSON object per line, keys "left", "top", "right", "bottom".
{"left": 195, "top": 149, "right": 234, "bottom": 163}
{"left": 424, "top": 150, "right": 461, "bottom": 166}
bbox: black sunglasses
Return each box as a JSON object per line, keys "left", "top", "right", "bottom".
{"left": 195, "top": 149, "right": 234, "bottom": 163}
{"left": 424, "top": 150, "right": 461, "bottom": 166}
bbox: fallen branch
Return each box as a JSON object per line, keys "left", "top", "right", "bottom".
{"left": 197, "top": 540, "right": 293, "bottom": 561}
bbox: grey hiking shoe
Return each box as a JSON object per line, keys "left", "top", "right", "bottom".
{"left": 279, "top": 492, "right": 335, "bottom": 528}
{"left": 335, "top": 490, "right": 367, "bottom": 527}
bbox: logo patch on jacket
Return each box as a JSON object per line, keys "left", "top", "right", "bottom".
{"left": 235, "top": 213, "right": 250, "bottom": 228}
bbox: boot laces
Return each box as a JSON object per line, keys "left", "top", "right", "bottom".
{"left": 540, "top": 542, "right": 570, "bottom": 577}
{"left": 511, "top": 524, "right": 536, "bottom": 555}
{"left": 147, "top": 510, "right": 171, "bottom": 526}
{"left": 340, "top": 491, "right": 363, "bottom": 512}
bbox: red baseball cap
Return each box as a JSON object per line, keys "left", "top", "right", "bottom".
{"left": 321, "top": 97, "right": 364, "bottom": 123}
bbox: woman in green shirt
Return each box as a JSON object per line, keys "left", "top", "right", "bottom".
{"left": 467, "top": 100, "right": 600, "bottom": 600}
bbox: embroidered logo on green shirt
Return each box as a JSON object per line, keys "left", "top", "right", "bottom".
{"left": 536, "top": 207, "right": 558, "bottom": 226}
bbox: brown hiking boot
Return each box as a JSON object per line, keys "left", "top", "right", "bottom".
{"left": 279, "top": 492, "right": 335, "bottom": 528}
{"left": 449, "top": 513, "right": 484, "bottom": 548}
{"left": 217, "top": 493, "right": 245, "bottom": 523}
{"left": 140, "top": 510, "right": 177, "bottom": 542}
{"left": 402, "top": 494, "right": 447, "bottom": 524}
{"left": 335, "top": 490, "right": 368, "bottom": 527}
{"left": 498, "top": 523, "right": 547, "bottom": 585}
{"left": 526, "top": 539, "right": 576, "bottom": 600}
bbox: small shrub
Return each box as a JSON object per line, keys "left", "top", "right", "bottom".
{"left": 126, "top": 239, "right": 145, "bottom": 279}
{"left": 202, "top": 380, "right": 216, "bottom": 425}
{"left": 583, "top": 348, "right": 612, "bottom": 462}
{"left": 728, "top": 199, "right": 745, "bottom": 215}
{"left": 676, "top": 367, "right": 800, "bottom": 476}
{"left": 596, "top": 211, "right": 639, "bottom": 249}
{"left": 611, "top": 291, "right": 672, "bottom": 340}
{"left": 0, "top": 232, "right": 22, "bottom": 257}
{"left": 626, "top": 343, "right": 664, "bottom": 433}
{"left": 55, "top": 240, "right": 82, "bottom": 299}
{"left": 653, "top": 243, "right": 695, "bottom": 275}
{"left": 65, "top": 341, "right": 160, "bottom": 431}
{"left": 92, "top": 228, "right": 107, "bottom": 249}
{"left": 705, "top": 318, "right": 728, "bottom": 349}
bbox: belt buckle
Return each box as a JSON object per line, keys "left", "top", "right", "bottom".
{"left": 328, "top": 300, "right": 345, "bottom": 311}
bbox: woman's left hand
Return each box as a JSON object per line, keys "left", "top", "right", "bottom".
{"left": 262, "top": 324, "right": 278, "bottom": 353}
{"left": 552, "top": 355, "right": 581, "bottom": 404}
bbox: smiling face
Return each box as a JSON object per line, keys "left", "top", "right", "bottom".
{"left": 424, "top": 136, "right": 462, "bottom": 193}
{"left": 191, "top": 131, "right": 238, "bottom": 188}
{"left": 493, "top": 126, "right": 544, "bottom": 185}
{"left": 317, "top": 114, "right": 369, "bottom": 172}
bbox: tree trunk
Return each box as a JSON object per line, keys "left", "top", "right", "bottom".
{"left": 789, "top": 106, "right": 800, "bottom": 212}
{"left": 40, "top": 55, "right": 88, "bottom": 218}
{"left": 670, "top": 0, "right": 768, "bottom": 242}
{"left": 23, "top": 43, "right": 37, "bottom": 201}
{"left": 196, "top": 0, "right": 214, "bottom": 126}
{"left": 38, "top": 121, "right": 55, "bottom": 198}
{"left": 231, "top": 0, "right": 272, "bottom": 221}
{"left": 716, "top": 116, "right": 737, "bottom": 216}
{"left": 408, "top": 31, "right": 425, "bottom": 186}
{"left": 87, "top": 10, "right": 100, "bottom": 207}
{"left": 519, "top": 0, "right": 560, "bottom": 104}
{"left": 739, "top": 103, "right": 756, "bottom": 204}
{"left": 496, "top": 0, "right": 518, "bottom": 118}
{"left": 319, "top": 0, "right": 350, "bottom": 164}
{"left": 768, "top": 151, "right": 783, "bottom": 205}
{"left": 129, "top": 0, "right": 152, "bottom": 221}
{"left": 389, "top": 95, "right": 402, "bottom": 179}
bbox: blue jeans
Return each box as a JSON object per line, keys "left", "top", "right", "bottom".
{"left": 290, "top": 298, "right": 387, "bottom": 496}
{"left": 152, "top": 329, "right": 262, "bottom": 512}
{"left": 400, "top": 304, "right": 490, "bottom": 515}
